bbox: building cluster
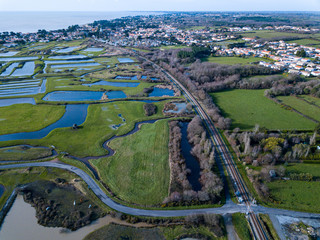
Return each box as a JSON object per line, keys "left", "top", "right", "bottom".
{"left": 215, "top": 39, "right": 320, "bottom": 77}
{"left": 228, "top": 25, "right": 319, "bottom": 33}
{"left": 0, "top": 17, "right": 319, "bottom": 78}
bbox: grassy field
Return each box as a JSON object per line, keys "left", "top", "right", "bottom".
{"left": 0, "top": 104, "right": 65, "bottom": 135}
{"left": 232, "top": 213, "right": 252, "bottom": 240}
{"left": 299, "top": 95, "right": 320, "bottom": 107}
{"left": 84, "top": 224, "right": 165, "bottom": 240}
{"left": 287, "top": 38, "right": 320, "bottom": 47}
{"left": 285, "top": 163, "right": 320, "bottom": 178}
{"left": 264, "top": 163, "right": 320, "bottom": 213}
{"left": 277, "top": 95, "right": 320, "bottom": 122}
{"left": 202, "top": 56, "right": 267, "bottom": 65}
{"left": 84, "top": 223, "right": 227, "bottom": 240}
{"left": 158, "top": 45, "right": 188, "bottom": 50}
{"left": 0, "top": 101, "right": 167, "bottom": 158}
{"left": 240, "top": 30, "right": 313, "bottom": 39}
{"left": 161, "top": 224, "right": 227, "bottom": 240}
{"left": 267, "top": 180, "right": 320, "bottom": 212}
{"left": 0, "top": 146, "right": 52, "bottom": 161}
{"left": 92, "top": 120, "right": 170, "bottom": 205}
{"left": 210, "top": 90, "right": 316, "bottom": 130}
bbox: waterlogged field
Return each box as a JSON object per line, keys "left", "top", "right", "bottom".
{"left": 211, "top": 89, "right": 316, "bottom": 130}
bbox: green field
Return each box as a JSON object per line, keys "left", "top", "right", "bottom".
{"left": 263, "top": 163, "right": 320, "bottom": 212}
{"left": 210, "top": 90, "right": 316, "bottom": 130}
{"left": 84, "top": 224, "right": 165, "bottom": 240}
{"left": 277, "top": 95, "right": 320, "bottom": 122}
{"left": 299, "top": 95, "right": 320, "bottom": 107}
{"left": 202, "top": 56, "right": 267, "bottom": 65}
{"left": 240, "top": 30, "right": 313, "bottom": 39}
{"left": 288, "top": 38, "right": 320, "bottom": 47}
{"left": 267, "top": 180, "right": 320, "bottom": 213}
{"left": 84, "top": 222, "right": 227, "bottom": 240}
{"left": 232, "top": 213, "right": 252, "bottom": 240}
{"left": 0, "top": 104, "right": 65, "bottom": 135}
{"left": 92, "top": 120, "right": 170, "bottom": 205}
{"left": 158, "top": 45, "right": 188, "bottom": 50}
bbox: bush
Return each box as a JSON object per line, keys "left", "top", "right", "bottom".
{"left": 143, "top": 103, "right": 157, "bottom": 116}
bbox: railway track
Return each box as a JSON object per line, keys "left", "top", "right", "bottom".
{"left": 141, "top": 56, "right": 269, "bottom": 239}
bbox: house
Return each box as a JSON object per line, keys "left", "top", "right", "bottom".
{"left": 269, "top": 170, "right": 276, "bottom": 178}
{"left": 301, "top": 71, "right": 311, "bottom": 77}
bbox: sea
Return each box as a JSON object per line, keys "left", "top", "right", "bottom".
{"left": 0, "top": 11, "right": 161, "bottom": 33}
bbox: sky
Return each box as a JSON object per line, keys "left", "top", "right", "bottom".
{"left": 0, "top": 0, "right": 319, "bottom": 12}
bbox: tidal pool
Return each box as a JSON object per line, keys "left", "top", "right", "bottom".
{"left": 54, "top": 46, "right": 79, "bottom": 53}
{"left": 148, "top": 87, "right": 175, "bottom": 97}
{"left": 0, "top": 62, "right": 19, "bottom": 77}
{"left": 83, "top": 80, "right": 140, "bottom": 87}
{"left": 117, "top": 58, "right": 134, "bottom": 63}
{"left": 83, "top": 47, "right": 103, "bottom": 52}
{"left": 0, "top": 98, "right": 36, "bottom": 107}
{"left": 43, "top": 90, "right": 126, "bottom": 102}
{"left": 48, "top": 55, "right": 87, "bottom": 60}
{"left": 0, "top": 79, "right": 46, "bottom": 97}
{"left": 164, "top": 102, "right": 187, "bottom": 113}
{"left": 0, "top": 56, "right": 38, "bottom": 62}
{"left": 50, "top": 62, "right": 100, "bottom": 68}
{"left": 115, "top": 75, "right": 138, "bottom": 80}
{"left": 0, "top": 51, "right": 18, "bottom": 57}
{"left": 10, "top": 62, "right": 35, "bottom": 77}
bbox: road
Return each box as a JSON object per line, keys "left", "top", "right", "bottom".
{"left": 1, "top": 161, "right": 320, "bottom": 220}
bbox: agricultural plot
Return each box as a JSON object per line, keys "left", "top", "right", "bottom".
{"left": 288, "top": 38, "right": 320, "bottom": 47}
{"left": 240, "top": 30, "right": 312, "bottom": 39}
{"left": 210, "top": 89, "right": 316, "bottom": 130}
{"left": 277, "top": 96, "right": 320, "bottom": 122}
{"left": 202, "top": 56, "right": 268, "bottom": 65}
{"left": 267, "top": 180, "right": 320, "bottom": 213}
{"left": 299, "top": 95, "right": 320, "bottom": 107}
{"left": 93, "top": 120, "right": 170, "bottom": 205}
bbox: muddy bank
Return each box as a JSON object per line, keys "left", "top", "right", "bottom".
{"left": 19, "top": 180, "right": 105, "bottom": 231}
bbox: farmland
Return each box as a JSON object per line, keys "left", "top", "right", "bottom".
{"left": 92, "top": 120, "right": 170, "bottom": 205}
{"left": 210, "top": 89, "right": 316, "bottom": 130}
{"left": 277, "top": 95, "right": 320, "bottom": 122}
{"left": 202, "top": 56, "right": 268, "bottom": 65}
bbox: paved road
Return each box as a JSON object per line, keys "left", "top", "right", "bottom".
{"left": 0, "top": 162, "right": 244, "bottom": 216}
{"left": 1, "top": 162, "right": 320, "bottom": 220}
